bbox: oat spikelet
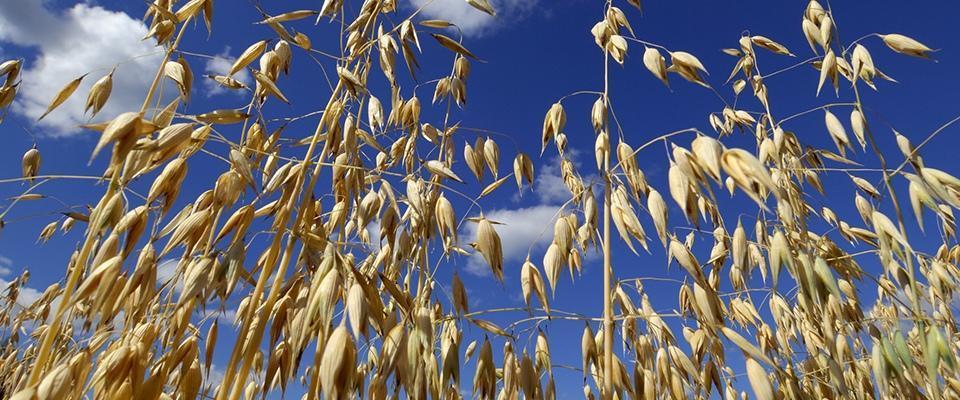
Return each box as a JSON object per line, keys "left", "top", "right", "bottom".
{"left": 319, "top": 326, "right": 356, "bottom": 399}
{"left": 22, "top": 147, "right": 40, "bottom": 183}
{"left": 472, "top": 218, "right": 504, "bottom": 282}
{"left": 38, "top": 74, "right": 86, "bottom": 121}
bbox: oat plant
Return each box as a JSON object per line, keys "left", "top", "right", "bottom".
{"left": 0, "top": 0, "right": 958, "bottom": 400}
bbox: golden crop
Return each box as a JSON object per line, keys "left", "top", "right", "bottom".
{"left": 0, "top": 0, "right": 956, "bottom": 399}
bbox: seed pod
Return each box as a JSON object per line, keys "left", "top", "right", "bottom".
{"left": 513, "top": 153, "right": 534, "bottom": 191}
{"left": 473, "top": 338, "right": 496, "bottom": 397}
{"left": 851, "top": 44, "right": 875, "bottom": 82}
{"left": 611, "top": 186, "right": 648, "bottom": 254}
{"left": 91, "top": 112, "right": 152, "bottom": 161}
{"left": 881, "top": 33, "right": 933, "bottom": 58}
{"left": 745, "top": 358, "right": 773, "bottom": 400}
{"left": 464, "top": 143, "right": 484, "bottom": 181}
{"left": 483, "top": 138, "right": 499, "bottom": 178}
{"left": 0, "top": 59, "right": 21, "bottom": 78}
{"left": 751, "top": 35, "right": 793, "bottom": 56}
{"left": 591, "top": 96, "right": 607, "bottom": 132}
{"left": 581, "top": 324, "right": 597, "bottom": 379}
{"left": 670, "top": 238, "right": 704, "bottom": 284}
{"left": 465, "top": 0, "right": 496, "bottom": 16}
{"left": 435, "top": 194, "right": 457, "bottom": 243}
{"left": 769, "top": 230, "right": 790, "bottom": 285}
{"left": 0, "top": 85, "right": 17, "bottom": 109}
{"left": 669, "top": 51, "right": 709, "bottom": 87}
{"left": 231, "top": 40, "right": 268, "bottom": 76}
{"left": 521, "top": 259, "right": 549, "bottom": 314}
{"left": 813, "top": 257, "right": 842, "bottom": 300}
{"left": 824, "top": 109, "right": 850, "bottom": 154}
{"left": 643, "top": 47, "right": 669, "bottom": 86}
{"left": 817, "top": 49, "right": 838, "bottom": 97}
{"left": 37, "top": 221, "right": 57, "bottom": 243}
{"left": 22, "top": 147, "right": 40, "bottom": 182}
{"left": 542, "top": 103, "right": 565, "bottom": 154}
{"left": 732, "top": 220, "right": 747, "bottom": 270}
{"left": 425, "top": 159, "right": 463, "bottom": 183}
{"left": 37, "top": 364, "right": 72, "bottom": 399}
{"left": 164, "top": 57, "right": 192, "bottom": 99}
{"left": 819, "top": 15, "right": 833, "bottom": 48}
{"left": 452, "top": 272, "right": 468, "bottom": 315}
{"left": 646, "top": 189, "right": 668, "bottom": 246}
{"left": 595, "top": 131, "right": 609, "bottom": 171}
{"left": 85, "top": 71, "right": 113, "bottom": 117}
{"left": 38, "top": 74, "right": 86, "bottom": 121}
{"left": 691, "top": 135, "right": 722, "bottom": 182}
{"left": 473, "top": 218, "right": 503, "bottom": 282}
{"left": 721, "top": 148, "right": 779, "bottom": 206}
{"left": 908, "top": 178, "right": 935, "bottom": 228}
{"left": 346, "top": 283, "right": 367, "bottom": 336}
{"left": 539, "top": 240, "right": 563, "bottom": 292}
{"left": 368, "top": 95, "right": 384, "bottom": 131}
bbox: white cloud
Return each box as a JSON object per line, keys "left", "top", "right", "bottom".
{"left": 409, "top": 0, "right": 538, "bottom": 36}
{"left": 0, "top": 1, "right": 164, "bottom": 136}
{"left": 157, "top": 258, "right": 184, "bottom": 293}
{"left": 0, "top": 256, "right": 37, "bottom": 308}
{"left": 364, "top": 220, "right": 383, "bottom": 249}
{"left": 461, "top": 204, "right": 560, "bottom": 276}
{"left": 203, "top": 47, "right": 252, "bottom": 97}
{"left": 531, "top": 155, "right": 577, "bottom": 204}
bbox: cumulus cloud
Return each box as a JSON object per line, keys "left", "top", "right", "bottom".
{"left": 531, "top": 157, "right": 576, "bottom": 204}
{"left": 409, "top": 0, "right": 538, "bottom": 36}
{"left": 0, "top": 0, "right": 164, "bottom": 135}
{"left": 461, "top": 204, "right": 560, "bottom": 276}
{"left": 203, "top": 47, "right": 252, "bottom": 97}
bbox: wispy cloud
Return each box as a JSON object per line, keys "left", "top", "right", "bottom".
{"left": 202, "top": 307, "right": 239, "bottom": 326}
{"left": 0, "top": 255, "right": 13, "bottom": 278}
{"left": 460, "top": 155, "right": 580, "bottom": 277}
{"left": 409, "top": 0, "right": 539, "bottom": 37}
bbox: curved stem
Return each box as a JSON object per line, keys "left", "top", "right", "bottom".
{"left": 776, "top": 102, "right": 858, "bottom": 126}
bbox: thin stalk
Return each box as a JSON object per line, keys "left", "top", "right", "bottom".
{"left": 219, "top": 79, "right": 345, "bottom": 400}
{"left": 601, "top": 2, "right": 615, "bottom": 397}
{"left": 220, "top": 3, "right": 384, "bottom": 396}
{"left": 854, "top": 81, "right": 937, "bottom": 396}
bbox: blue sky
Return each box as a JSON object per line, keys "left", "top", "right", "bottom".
{"left": 1, "top": 0, "right": 959, "bottom": 398}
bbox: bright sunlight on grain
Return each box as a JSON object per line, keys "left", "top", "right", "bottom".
{"left": 0, "top": 0, "right": 958, "bottom": 399}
